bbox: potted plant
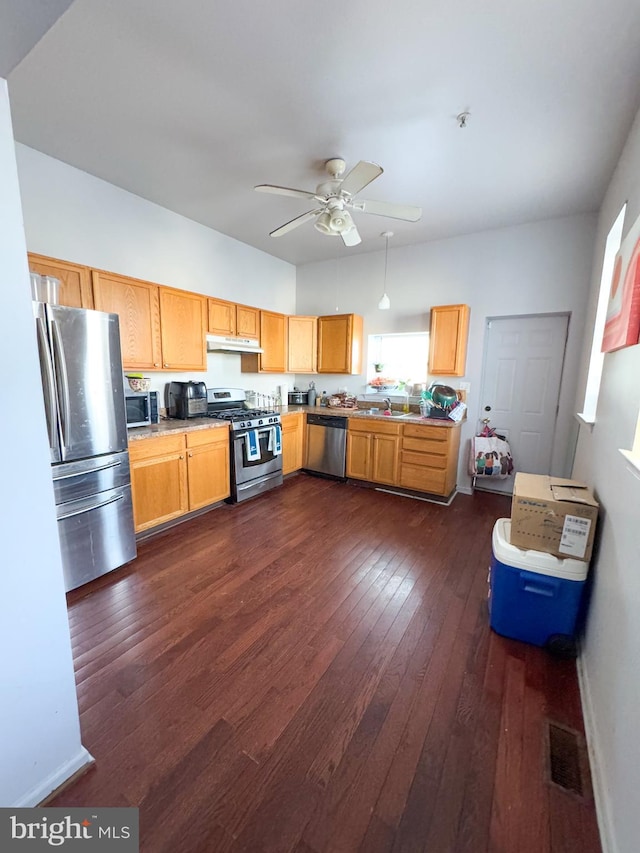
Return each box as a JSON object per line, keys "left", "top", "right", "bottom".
{"left": 373, "top": 363, "right": 384, "bottom": 373}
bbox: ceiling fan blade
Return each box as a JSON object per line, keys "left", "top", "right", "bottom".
{"left": 255, "top": 184, "right": 316, "bottom": 201}
{"left": 270, "top": 209, "right": 321, "bottom": 237}
{"left": 341, "top": 224, "right": 361, "bottom": 247}
{"left": 352, "top": 199, "right": 422, "bottom": 222}
{"left": 339, "top": 161, "right": 383, "bottom": 197}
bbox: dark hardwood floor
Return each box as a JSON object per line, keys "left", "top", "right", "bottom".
{"left": 52, "top": 475, "right": 601, "bottom": 853}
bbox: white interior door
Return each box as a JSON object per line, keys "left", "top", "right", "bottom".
{"left": 476, "top": 314, "right": 569, "bottom": 494}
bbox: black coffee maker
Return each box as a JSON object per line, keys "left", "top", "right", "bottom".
{"left": 167, "top": 381, "right": 207, "bottom": 418}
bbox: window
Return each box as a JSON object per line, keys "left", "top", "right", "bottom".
{"left": 578, "top": 203, "right": 626, "bottom": 424}
{"left": 367, "top": 332, "right": 429, "bottom": 392}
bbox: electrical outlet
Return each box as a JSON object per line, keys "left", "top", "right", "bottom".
{"left": 459, "top": 381, "right": 471, "bottom": 392}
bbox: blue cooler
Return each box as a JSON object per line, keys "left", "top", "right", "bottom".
{"left": 489, "top": 518, "right": 588, "bottom": 651}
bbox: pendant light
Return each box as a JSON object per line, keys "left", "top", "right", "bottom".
{"left": 378, "top": 231, "right": 393, "bottom": 310}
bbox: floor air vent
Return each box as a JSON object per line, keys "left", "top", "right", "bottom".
{"left": 546, "top": 722, "right": 585, "bottom": 796}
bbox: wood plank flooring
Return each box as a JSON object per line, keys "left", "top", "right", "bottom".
{"left": 52, "top": 475, "right": 602, "bottom": 852}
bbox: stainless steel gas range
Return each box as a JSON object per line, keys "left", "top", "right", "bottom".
{"left": 205, "top": 388, "right": 283, "bottom": 503}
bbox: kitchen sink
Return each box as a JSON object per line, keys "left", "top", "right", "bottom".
{"left": 359, "top": 409, "right": 412, "bottom": 418}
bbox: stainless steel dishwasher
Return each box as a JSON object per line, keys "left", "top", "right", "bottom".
{"left": 304, "top": 413, "right": 348, "bottom": 479}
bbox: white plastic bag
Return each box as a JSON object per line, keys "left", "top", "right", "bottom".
{"left": 469, "top": 435, "right": 513, "bottom": 479}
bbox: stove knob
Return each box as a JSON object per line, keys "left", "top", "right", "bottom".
{"left": 258, "top": 419, "right": 264, "bottom": 426}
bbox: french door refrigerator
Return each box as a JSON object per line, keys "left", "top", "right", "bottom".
{"left": 34, "top": 302, "right": 136, "bottom": 592}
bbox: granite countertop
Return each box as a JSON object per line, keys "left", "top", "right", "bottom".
{"left": 126, "top": 417, "right": 229, "bottom": 441}
{"left": 280, "top": 404, "right": 463, "bottom": 427}
{"left": 127, "top": 406, "right": 462, "bottom": 441}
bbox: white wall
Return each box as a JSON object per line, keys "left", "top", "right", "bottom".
{"left": 15, "top": 144, "right": 297, "bottom": 400}
{"left": 572, "top": 106, "right": 640, "bottom": 853}
{"left": 296, "top": 214, "right": 597, "bottom": 490}
{"left": 0, "top": 81, "right": 90, "bottom": 806}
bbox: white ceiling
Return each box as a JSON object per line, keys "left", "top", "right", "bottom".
{"left": 6, "top": 0, "right": 640, "bottom": 265}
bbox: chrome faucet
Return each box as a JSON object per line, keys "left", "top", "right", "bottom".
{"left": 383, "top": 397, "right": 392, "bottom": 412}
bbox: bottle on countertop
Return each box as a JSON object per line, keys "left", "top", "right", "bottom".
{"left": 307, "top": 380, "right": 317, "bottom": 407}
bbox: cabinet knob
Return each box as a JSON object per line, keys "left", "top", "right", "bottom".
{"left": 188, "top": 452, "right": 193, "bottom": 457}
{"left": 154, "top": 362, "right": 160, "bottom": 367}
{"left": 179, "top": 454, "right": 184, "bottom": 460}
{"left": 164, "top": 363, "right": 169, "bottom": 368}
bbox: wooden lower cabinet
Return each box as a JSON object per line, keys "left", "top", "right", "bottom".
{"left": 186, "top": 428, "right": 230, "bottom": 509}
{"left": 281, "top": 412, "right": 305, "bottom": 475}
{"left": 129, "top": 426, "right": 229, "bottom": 532}
{"left": 399, "top": 423, "right": 461, "bottom": 497}
{"left": 347, "top": 419, "right": 400, "bottom": 486}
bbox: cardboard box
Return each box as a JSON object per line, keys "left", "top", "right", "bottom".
{"left": 510, "top": 473, "right": 599, "bottom": 562}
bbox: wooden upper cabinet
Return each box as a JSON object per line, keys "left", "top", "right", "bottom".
{"left": 288, "top": 315, "right": 317, "bottom": 373}
{"left": 208, "top": 297, "right": 236, "bottom": 336}
{"left": 159, "top": 287, "right": 207, "bottom": 371}
{"left": 92, "top": 270, "right": 162, "bottom": 370}
{"left": 317, "top": 314, "right": 363, "bottom": 374}
{"left": 258, "top": 310, "right": 287, "bottom": 372}
{"left": 208, "top": 298, "right": 260, "bottom": 340}
{"left": 428, "top": 304, "right": 470, "bottom": 376}
{"left": 241, "top": 309, "right": 287, "bottom": 373}
{"left": 236, "top": 305, "right": 259, "bottom": 339}
{"left": 28, "top": 253, "right": 93, "bottom": 309}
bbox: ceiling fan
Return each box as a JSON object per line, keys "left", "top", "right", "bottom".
{"left": 255, "top": 158, "right": 422, "bottom": 247}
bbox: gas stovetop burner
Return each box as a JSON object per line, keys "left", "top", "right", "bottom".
{"left": 205, "top": 407, "right": 281, "bottom": 430}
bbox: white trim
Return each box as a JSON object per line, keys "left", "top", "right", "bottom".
{"left": 577, "top": 654, "right": 615, "bottom": 853}
{"left": 457, "top": 484, "right": 473, "bottom": 495}
{"left": 13, "top": 747, "right": 94, "bottom": 807}
{"left": 619, "top": 449, "right": 640, "bottom": 477}
{"left": 575, "top": 412, "right": 596, "bottom": 430}
{"left": 375, "top": 487, "right": 458, "bottom": 507}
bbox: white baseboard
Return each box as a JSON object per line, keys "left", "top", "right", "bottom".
{"left": 14, "top": 746, "right": 94, "bottom": 807}
{"left": 577, "top": 654, "right": 615, "bottom": 853}
{"left": 457, "top": 485, "right": 473, "bottom": 495}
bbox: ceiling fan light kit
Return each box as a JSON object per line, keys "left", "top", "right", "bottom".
{"left": 255, "top": 158, "right": 422, "bottom": 247}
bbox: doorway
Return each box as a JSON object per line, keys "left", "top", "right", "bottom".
{"left": 476, "top": 314, "right": 569, "bottom": 495}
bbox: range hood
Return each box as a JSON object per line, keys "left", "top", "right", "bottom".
{"left": 206, "top": 334, "right": 263, "bottom": 354}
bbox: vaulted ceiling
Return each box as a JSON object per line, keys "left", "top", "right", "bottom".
{"left": 6, "top": 0, "right": 640, "bottom": 265}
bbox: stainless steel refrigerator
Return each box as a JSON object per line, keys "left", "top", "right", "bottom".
{"left": 34, "top": 302, "right": 136, "bottom": 592}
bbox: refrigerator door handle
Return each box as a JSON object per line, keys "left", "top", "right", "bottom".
{"left": 35, "top": 314, "right": 59, "bottom": 453}
{"left": 57, "top": 492, "right": 125, "bottom": 521}
{"left": 51, "top": 318, "right": 71, "bottom": 453}
{"left": 53, "top": 459, "right": 122, "bottom": 481}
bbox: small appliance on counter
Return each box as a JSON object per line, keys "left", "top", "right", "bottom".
{"left": 167, "top": 381, "right": 207, "bottom": 418}
{"left": 288, "top": 389, "right": 307, "bottom": 405}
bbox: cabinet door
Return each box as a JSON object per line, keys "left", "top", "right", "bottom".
{"left": 208, "top": 297, "right": 236, "bottom": 336}
{"left": 428, "top": 304, "right": 470, "bottom": 376}
{"left": 236, "top": 305, "right": 259, "bottom": 339}
{"left": 347, "top": 432, "right": 371, "bottom": 480}
{"left": 92, "top": 271, "right": 162, "bottom": 370}
{"left": 258, "top": 310, "right": 287, "bottom": 373}
{"left": 28, "top": 253, "right": 93, "bottom": 309}
{"left": 281, "top": 413, "right": 304, "bottom": 475}
{"left": 129, "top": 435, "right": 188, "bottom": 532}
{"left": 288, "top": 315, "right": 317, "bottom": 373}
{"left": 317, "top": 314, "right": 363, "bottom": 374}
{"left": 187, "top": 441, "right": 230, "bottom": 509}
{"left": 372, "top": 434, "right": 399, "bottom": 485}
{"left": 159, "top": 287, "right": 207, "bottom": 371}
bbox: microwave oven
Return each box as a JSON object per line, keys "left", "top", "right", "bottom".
{"left": 125, "top": 389, "right": 159, "bottom": 428}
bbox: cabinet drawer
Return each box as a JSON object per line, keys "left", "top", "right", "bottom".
{"left": 402, "top": 435, "right": 451, "bottom": 454}
{"left": 399, "top": 464, "right": 447, "bottom": 493}
{"left": 129, "top": 433, "right": 185, "bottom": 461}
{"left": 402, "top": 424, "right": 451, "bottom": 442}
{"left": 401, "top": 449, "right": 447, "bottom": 469}
{"left": 186, "top": 426, "right": 229, "bottom": 448}
{"left": 349, "top": 418, "right": 401, "bottom": 435}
